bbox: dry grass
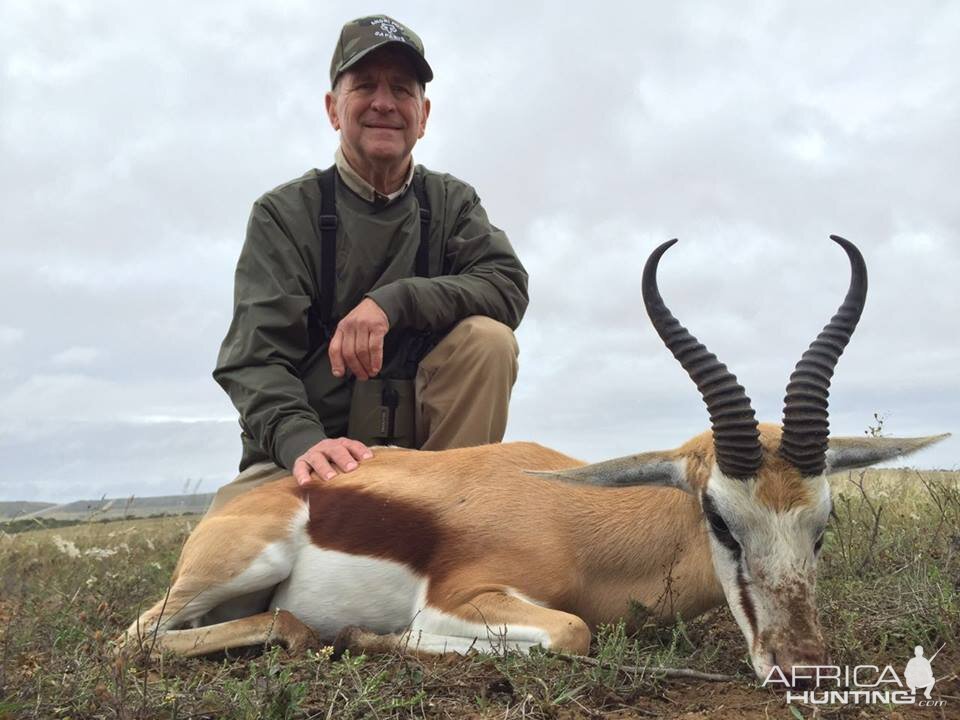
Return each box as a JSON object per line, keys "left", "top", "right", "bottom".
{"left": 1, "top": 470, "right": 958, "bottom": 719}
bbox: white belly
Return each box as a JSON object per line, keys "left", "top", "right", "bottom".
{"left": 270, "top": 544, "right": 425, "bottom": 638}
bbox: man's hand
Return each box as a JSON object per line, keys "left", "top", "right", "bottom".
{"left": 329, "top": 298, "right": 389, "bottom": 381}
{"left": 293, "top": 438, "right": 374, "bottom": 486}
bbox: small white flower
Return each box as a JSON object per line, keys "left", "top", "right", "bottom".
{"left": 84, "top": 547, "right": 118, "bottom": 559}
{"left": 52, "top": 536, "right": 81, "bottom": 558}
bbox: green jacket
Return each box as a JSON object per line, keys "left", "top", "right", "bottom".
{"left": 214, "top": 165, "right": 529, "bottom": 471}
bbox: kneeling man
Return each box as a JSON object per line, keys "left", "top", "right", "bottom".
{"left": 210, "top": 15, "right": 529, "bottom": 512}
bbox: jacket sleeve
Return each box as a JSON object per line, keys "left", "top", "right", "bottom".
{"left": 365, "top": 183, "right": 529, "bottom": 331}
{"left": 213, "top": 197, "right": 327, "bottom": 471}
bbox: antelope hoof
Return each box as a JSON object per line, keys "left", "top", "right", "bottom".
{"left": 269, "top": 610, "right": 321, "bottom": 655}
{"left": 332, "top": 625, "right": 371, "bottom": 660}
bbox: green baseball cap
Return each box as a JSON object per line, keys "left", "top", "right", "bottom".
{"left": 330, "top": 15, "right": 434, "bottom": 88}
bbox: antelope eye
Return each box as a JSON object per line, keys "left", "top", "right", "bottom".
{"left": 706, "top": 508, "right": 729, "bottom": 536}
{"left": 814, "top": 531, "right": 826, "bottom": 554}
{"left": 705, "top": 508, "right": 740, "bottom": 552}
{"left": 701, "top": 494, "right": 741, "bottom": 556}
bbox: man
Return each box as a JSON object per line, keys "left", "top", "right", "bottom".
{"left": 209, "top": 15, "right": 528, "bottom": 512}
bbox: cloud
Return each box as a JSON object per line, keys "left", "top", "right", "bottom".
{"left": 0, "top": 419, "right": 238, "bottom": 502}
{"left": 0, "top": 326, "right": 24, "bottom": 346}
{"left": 1, "top": 1, "right": 957, "bottom": 501}
{"left": 50, "top": 346, "right": 102, "bottom": 367}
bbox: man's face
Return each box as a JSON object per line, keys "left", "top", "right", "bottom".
{"left": 325, "top": 47, "right": 430, "bottom": 172}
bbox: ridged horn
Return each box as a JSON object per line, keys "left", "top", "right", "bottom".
{"left": 642, "top": 239, "right": 762, "bottom": 479}
{"left": 779, "top": 236, "right": 868, "bottom": 476}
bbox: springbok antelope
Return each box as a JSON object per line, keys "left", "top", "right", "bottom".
{"left": 121, "top": 236, "right": 945, "bottom": 681}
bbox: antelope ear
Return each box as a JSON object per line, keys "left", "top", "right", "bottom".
{"left": 525, "top": 451, "right": 692, "bottom": 493}
{"left": 824, "top": 434, "right": 950, "bottom": 474}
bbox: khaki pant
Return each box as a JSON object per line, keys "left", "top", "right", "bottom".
{"left": 205, "top": 316, "right": 519, "bottom": 516}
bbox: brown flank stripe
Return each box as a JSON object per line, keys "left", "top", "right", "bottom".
{"left": 303, "top": 485, "right": 443, "bottom": 575}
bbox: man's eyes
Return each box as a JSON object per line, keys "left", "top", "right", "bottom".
{"left": 351, "top": 81, "right": 415, "bottom": 96}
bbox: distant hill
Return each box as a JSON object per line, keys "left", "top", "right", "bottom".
{"left": 0, "top": 501, "right": 57, "bottom": 519}
{"left": 0, "top": 494, "right": 214, "bottom": 521}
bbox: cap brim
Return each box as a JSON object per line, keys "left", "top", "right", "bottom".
{"left": 336, "top": 40, "right": 433, "bottom": 86}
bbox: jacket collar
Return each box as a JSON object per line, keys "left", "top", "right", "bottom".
{"left": 334, "top": 146, "right": 415, "bottom": 206}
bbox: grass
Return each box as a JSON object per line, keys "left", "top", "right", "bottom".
{"left": 0, "top": 514, "right": 202, "bottom": 537}
{"left": 1, "top": 469, "right": 958, "bottom": 719}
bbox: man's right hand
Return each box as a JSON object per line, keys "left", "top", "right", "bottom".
{"left": 328, "top": 297, "right": 390, "bottom": 381}
{"left": 293, "top": 438, "right": 374, "bottom": 486}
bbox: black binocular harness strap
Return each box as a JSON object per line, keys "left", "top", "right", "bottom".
{"left": 316, "top": 165, "right": 432, "bottom": 330}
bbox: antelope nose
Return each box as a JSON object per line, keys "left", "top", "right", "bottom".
{"left": 787, "top": 671, "right": 818, "bottom": 691}
{"left": 759, "top": 644, "right": 830, "bottom": 690}
{"left": 774, "top": 645, "right": 830, "bottom": 689}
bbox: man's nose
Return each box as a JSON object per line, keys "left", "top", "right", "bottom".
{"left": 370, "top": 82, "right": 396, "bottom": 111}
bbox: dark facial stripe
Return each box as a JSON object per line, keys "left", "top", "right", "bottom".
{"left": 701, "top": 493, "right": 756, "bottom": 638}
{"left": 737, "top": 564, "right": 758, "bottom": 639}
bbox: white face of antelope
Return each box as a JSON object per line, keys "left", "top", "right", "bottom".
{"left": 639, "top": 235, "right": 869, "bottom": 682}
{"left": 700, "top": 465, "right": 832, "bottom": 680}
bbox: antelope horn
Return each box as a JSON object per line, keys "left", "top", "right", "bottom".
{"left": 779, "top": 236, "right": 868, "bottom": 476}
{"left": 642, "top": 239, "right": 762, "bottom": 479}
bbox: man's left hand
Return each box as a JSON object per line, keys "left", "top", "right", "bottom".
{"left": 329, "top": 298, "right": 390, "bottom": 380}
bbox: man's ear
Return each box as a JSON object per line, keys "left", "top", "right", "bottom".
{"left": 325, "top": 91, "right": 340, "bottom": 131}
{"left": 824, "top": 434, "right": 949, "bottom": 474}
{"left": 525, "top": 451, "right": 692, "bottom": 494}
{"left": 418, "top": 96, "right": 430, "bottom": 139}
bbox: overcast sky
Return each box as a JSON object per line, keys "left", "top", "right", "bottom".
{"left": 2, "top": 1, "right": 957, "bottom": 502}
